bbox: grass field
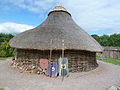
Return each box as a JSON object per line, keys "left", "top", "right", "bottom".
{"left": 0, "top": 57, "right": 9, "bottom": 60}
{"left": 97, "top": 57, "right": 120, "bottom": 66}
{"left": 0, "top": 88, "right": 5, "bottom": 90}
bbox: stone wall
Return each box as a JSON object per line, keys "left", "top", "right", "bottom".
{"left": 16, "top": 49, "right": 98, "bottom": 72}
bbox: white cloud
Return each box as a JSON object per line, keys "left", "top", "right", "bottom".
{"left": 0, "top": 0, "right": 120, "bottom": 35}
{"left": 61, "top": 0, "right": 120, "bottom": 34}
{"left": 0, "top": 0, "right": 58, "bottom": 13}
{"left": 0, "top": 22, "right": 34, "bottom": 34}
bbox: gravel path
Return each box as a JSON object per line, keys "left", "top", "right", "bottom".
{"left": 0, "top": 59, "right": 120, "bottom": 90}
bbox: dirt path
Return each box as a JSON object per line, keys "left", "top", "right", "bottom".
{"left": 0, "top": 59, "right": 120, "bottom": 90}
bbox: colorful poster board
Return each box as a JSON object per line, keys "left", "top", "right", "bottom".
{"left": 58, "top": 57, "right": 69, "bottom": 77}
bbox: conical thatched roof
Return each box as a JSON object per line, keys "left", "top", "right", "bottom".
{"left": 9, "top": 6, "right": 103, "bottom": 52}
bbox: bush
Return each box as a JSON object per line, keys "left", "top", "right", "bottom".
{"left": 0, "top": 41, "right": 15, "bottom": 57}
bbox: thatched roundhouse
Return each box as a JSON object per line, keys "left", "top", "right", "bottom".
{"left": 9, "top": 6, "right": 103, "bottom": 73}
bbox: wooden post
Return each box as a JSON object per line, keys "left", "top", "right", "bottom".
{"left": 50, "top": 39, "right": 53, "bottom": 77}
{"left": 62, "top": 40, "right": 64, "bottom": 81}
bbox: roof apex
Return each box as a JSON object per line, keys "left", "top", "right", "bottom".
{"left": 48, "top": 5, "right": 71, "bottom": 16}
{"left": 52, "top": 5, "right": 67, "bottom": 11}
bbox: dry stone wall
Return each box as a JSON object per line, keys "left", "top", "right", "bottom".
{"left": 14, "top": 49, "right": 98, "bottom": 73}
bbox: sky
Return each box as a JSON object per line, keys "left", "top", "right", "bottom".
{"left": 0, "top": 0, "right": 120, "bottom": 35}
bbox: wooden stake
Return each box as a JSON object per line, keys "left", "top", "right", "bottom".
{"left": 50, "top": 39, "right": 53, "bottom": 77}
{"left": 62, "top": 40, "right": 64, "bottom": 81}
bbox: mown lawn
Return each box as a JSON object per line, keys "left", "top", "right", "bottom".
{"left": 97, "top": 57, "right": 120, "bottom": 66}
{"left": 0, "top": 57, "right": 9, "bottom": 60}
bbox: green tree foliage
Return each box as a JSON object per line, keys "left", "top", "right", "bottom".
{"left": 0, "top": 41, "right": 15, "bottom": 57}
{"left": 109, "top": 34, "right": 120, "bottom": 47}
{"left": 91, "top": 34, "right": 120, "bottom": 47}
{"left": 0, "top": 33, "right": 14, "bottom": 57}
{"left": 91, "top": 34, "right": 100, "bottom": 42}
{"left": 0, "top": 33, "right": 14, "bottom": 45}
{"left": 99, "top": 35, "right": 110, "bottom": 46}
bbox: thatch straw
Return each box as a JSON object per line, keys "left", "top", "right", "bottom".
{"left": 9, "top": 6, "right": 103, "bottom": 52}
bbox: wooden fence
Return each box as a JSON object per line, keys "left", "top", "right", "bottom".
{"left": 97, "top": 46, "right": 120, "bottom": 59}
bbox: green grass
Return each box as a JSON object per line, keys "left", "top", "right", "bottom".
{"left": 0, "top": 88, "right": 5, "bottom": 90}
{"left": 97, "top": 57, "right": 120, "bottom": 66}
{"left": 0, "top": 57, "right": 9, "bottom": 60}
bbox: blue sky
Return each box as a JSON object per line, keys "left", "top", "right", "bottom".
{"left": 0, "top": 0, "right": 120, "bottom": 35}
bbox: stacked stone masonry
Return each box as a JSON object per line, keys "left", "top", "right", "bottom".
{"left": 16, "top": 49, "right": 98, "bottom": 73}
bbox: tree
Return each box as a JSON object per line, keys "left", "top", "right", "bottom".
{"left": 91, "top": 34, "right": 100, "bottom": 42}
{"left": 0, "top": 33, "right": 14, "bottom": 45}
{"left": 0, "top": 41, "right": 15, "bottom": 57}
{"left": 91, "top": 34, "right": 120, "bottom": 47}
{"left": 109, "top": 34, "right": 120, "bottom": 47}
{"left": 99, "top": 35, "right": 110, "bottom": 46}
